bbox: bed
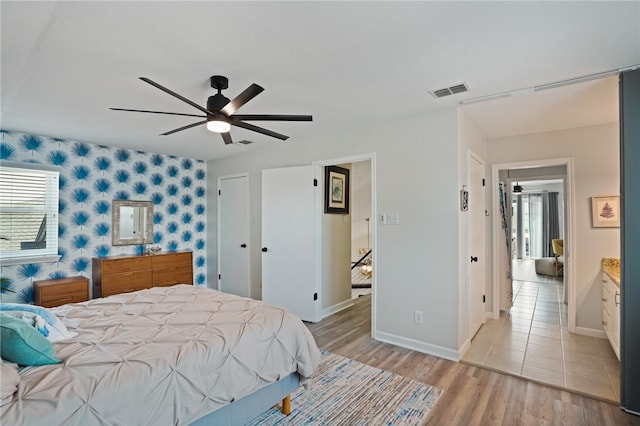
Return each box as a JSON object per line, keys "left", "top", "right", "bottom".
{"left": 1, "top": 284, "right": 321, "bottom": 425}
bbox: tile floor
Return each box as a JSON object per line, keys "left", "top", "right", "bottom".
{"left": 462, "top": 260, "right": 620, "bottom": 403}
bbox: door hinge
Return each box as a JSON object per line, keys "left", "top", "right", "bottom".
{"left": 313, "top": 178, "right": 318, "bottom": 187}
{"left": 313, "top": 292, "right": 318, "bottom": 301}
{"left": 483, "top": 295, "right": 486, "bottom": 303}
{"left": 482, "top": 178, "right": 485, "bottom": 186}
{"left": 218, "top": 189, "right": 221, "bottom": 196}
{"left": 218, "top": 274, "right": 221, "bottom": 280}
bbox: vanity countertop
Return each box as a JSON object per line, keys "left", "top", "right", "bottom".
{"left": 602, "top": 257, "right": 621, "bottom": 287}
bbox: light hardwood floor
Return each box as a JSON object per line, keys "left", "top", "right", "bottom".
{"left": 306, "top": 294, "right": 640, "bottom": 425}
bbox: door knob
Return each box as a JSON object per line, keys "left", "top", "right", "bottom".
{"left": 240, "top": 243, "right": 247, "bottom": 248}
{"left": 471, "top": 256, "right": 478, "bottom": 263}
{"left": 261, "top": 247, "right": 268, "bottom": 252}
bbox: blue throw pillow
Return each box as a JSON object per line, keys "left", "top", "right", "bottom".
{"left": 0, "top": 303, "right": 76, "bottom": 341}
{"left": 0, "top": 312, "right": 61, "bottom": 366}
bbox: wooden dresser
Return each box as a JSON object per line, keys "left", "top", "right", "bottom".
{"left": 92, "top": 251, "right": 193, "bottom": 298}
{"left": 33, "top": 276, "right": 90, "bottom": 308}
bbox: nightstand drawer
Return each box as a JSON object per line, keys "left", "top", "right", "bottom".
{"left": 34, "top": 277, "right": 89, "bottom": 308}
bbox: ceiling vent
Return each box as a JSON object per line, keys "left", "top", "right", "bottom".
{"left": 429, "top": 82, "right": 470, "bottom": 99}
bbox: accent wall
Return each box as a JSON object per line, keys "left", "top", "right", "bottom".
{"left": 0, "top": 130, "right": 207, "bottom": 302}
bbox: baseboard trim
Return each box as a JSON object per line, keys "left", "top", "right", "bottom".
{"left": 574, "top": 326, "right": 607, "bottom": 339}
{"left": 374, "top": 330, "right": 460, "bottom": 362}
{"left": 321, "top": 299, "right": 354, "bottom": 319}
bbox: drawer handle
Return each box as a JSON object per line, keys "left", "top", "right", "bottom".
{"left": 602, "top": 297, "right": 608, "bottom": 302}
{"left": 602, "top": 320, "right": 608, "bottom": 326}
{"left": 615, "top": 292, "right": 620, "bottom": 306}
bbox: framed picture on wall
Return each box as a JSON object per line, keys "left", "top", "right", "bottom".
{"left": 324, "top": 165, "right": 349, "bottom": 214}
{"left": 592, "top": 196, "right": 620, "bottom": 228}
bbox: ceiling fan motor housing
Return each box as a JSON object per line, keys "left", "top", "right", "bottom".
{"left": 207, "top": 94, "right": 230, "bottom": 113}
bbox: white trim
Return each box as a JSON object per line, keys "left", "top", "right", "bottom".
{"left": 216, "top": 172, "right": 250, "bottom": 297}
{"left": 0, "top": 254, "right": 61, "bottom": 266}
{"left": 574, "top": 326, "right": 607, "bottom": 339}
{"left": 321, "top": 299, "right": 355, "bottom": 319}
{"left": 374, "top": 330, "right": 461, "bottom": 362}
{"left": 491, "top": 157, "right": 576, "bottom": 331}
{"left": 312, "top": 153, "right": 377, "bottom": 338}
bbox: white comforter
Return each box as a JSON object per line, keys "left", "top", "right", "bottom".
{"left": 2, "top": 285, "right": 321, "bottom": 425}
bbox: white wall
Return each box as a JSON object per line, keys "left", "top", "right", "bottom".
{"left": 321, "top": 163, "right": 352, "bottom": 312}
{"left": 207, "top": 108, "right": 463, "bottom": 358}
{"left": 486, "top": 123, "right": 620, "bottom": 331}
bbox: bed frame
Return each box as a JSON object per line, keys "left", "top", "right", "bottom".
{"left": 189, "top": 372, "right": 300, "bottom": 425}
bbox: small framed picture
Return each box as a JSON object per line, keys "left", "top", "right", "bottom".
{"left": 324, "top": 165, "right": 349, "bottom": 214}
{"left": 592, "top": 196, "right": 620, "bottom": 228}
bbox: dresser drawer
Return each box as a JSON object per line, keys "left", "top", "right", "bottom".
{"left": 34, "top": 277, "right": 89, "bottom": 308}
{"left": 101, "top": 257, "right": 152, "bottom": 274}
{"left": 101, "top": 270, "right": 153, "bottom": 297}
{"left": 151, "top": 252, "right": 192, "bottom": 269}
{"left": 152, "top": 265, "right": 194, "bottom": 287}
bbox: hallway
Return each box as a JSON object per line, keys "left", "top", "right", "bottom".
{"left": 462, "top": 260, "right": 620, "bottom": 402}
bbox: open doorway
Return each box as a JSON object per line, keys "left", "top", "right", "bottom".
{"left": 350, "top": 160, "right": 372, "bottom": 299}
{"left": 314, "top": 154, "right": 376, "bottom": 336}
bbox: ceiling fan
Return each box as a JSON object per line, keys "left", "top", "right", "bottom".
{"left": 111, "top": 75, "right": 312, "bottom": 145}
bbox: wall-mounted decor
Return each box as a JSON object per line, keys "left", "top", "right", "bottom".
{"left": 592, "top": 196, "right": 620, "bottom": 228}
{"left": 460, "top": 185, "right": 469, "bottom": 211}
{"left": 324, "top": 165, "right": 349, "bottom": 214}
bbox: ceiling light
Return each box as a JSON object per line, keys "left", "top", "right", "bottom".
{"left": 207, "top": 120, "right": 231, "bottom": 133}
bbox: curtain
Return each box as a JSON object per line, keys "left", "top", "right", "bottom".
{"left": 528, "top": 192, "right": 560, "bottom": 258}
{"left": 546, "top": 192, "right": 560, "bottom": 256}
{"left": 528, "top": 194, "right": 543, "bottom": 258}
{"left": 527, "top": 192, "right": 560, "bottom": 258}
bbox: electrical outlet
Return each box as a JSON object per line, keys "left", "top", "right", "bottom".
{"left": 414, "top": 310, "right": 423, "bottom": 324}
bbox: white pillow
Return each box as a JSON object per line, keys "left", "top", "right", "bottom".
{"left": 0, "top": 303, "right": 77, "bottom": 342}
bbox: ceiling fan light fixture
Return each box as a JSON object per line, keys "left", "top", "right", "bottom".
{"left": 207, "top": 120, "right": 231, "bottom": 133}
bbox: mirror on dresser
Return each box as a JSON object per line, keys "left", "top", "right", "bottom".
{"left": 112, "top": 200, "right": 153, "bottom": 246}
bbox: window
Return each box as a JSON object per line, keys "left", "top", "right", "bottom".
{"left": 0, "top": 162, "right": 60, "bottom": 265}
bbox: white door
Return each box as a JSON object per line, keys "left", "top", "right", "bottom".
{"left": 262, "top": 165, "right": 319, "bottom": 322}
{"left": 218, "top": 174, "right": 250, "bottom": 297}
{"left": 469, "top": 154, "right": 486, "bottom": 337}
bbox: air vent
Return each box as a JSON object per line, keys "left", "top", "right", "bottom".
{"left": 429, "top": 82, "right": 470, "bottom": 99}
{"left": 237, "top": 140, "right": 253, "bottom": 145}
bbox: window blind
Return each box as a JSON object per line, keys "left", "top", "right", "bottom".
{"left": 0, "top": 164, "right": 59, "bottom": 262}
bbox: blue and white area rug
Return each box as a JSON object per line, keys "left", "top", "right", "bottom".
{"left": 247, "top": 351, "right": 443, "bottom": 425}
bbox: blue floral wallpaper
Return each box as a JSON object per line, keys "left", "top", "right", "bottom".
{"left": 0, "top": 130, "right": 207, "bottom": 303}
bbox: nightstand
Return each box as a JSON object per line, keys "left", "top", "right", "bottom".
{"left": 33, "top": 276, "right": 90, "bottom": 308}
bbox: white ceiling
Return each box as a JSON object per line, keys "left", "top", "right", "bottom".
{"left": 2, "top": 1, "right": 639, "bottom": 160}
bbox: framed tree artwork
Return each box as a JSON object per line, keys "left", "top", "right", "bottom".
{"left": 592, "top": 196, "right": 620, "bottom": 228}
{"left": 324, "top": 165, "right": 349, "bottom": 214}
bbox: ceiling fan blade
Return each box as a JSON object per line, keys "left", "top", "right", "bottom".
{"left": 110, "top": 107, "right": 206, "bottom": 118}
{"left": 220, "top": 83, "right": 264, "bottom": 116}
{"left": 221, "top": 132, "right": 233, "bottom": 145}
{"left": 231, "top": 114, "right": 313, "bottom": 121}
{"left": 140, "top": 77, "right": 212, "bottom": 115}
{"left": 160, "top": 120, "right": 207, "bottom": 136}
{"left": 231, "top": 120, "right": 289, "bottom": 140}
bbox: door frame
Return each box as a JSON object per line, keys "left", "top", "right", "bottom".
{"left": 312, "top": 153, "right": 377, "bottom": 336}
{"left": 217, "top": 172, "right": 251, "bottom": 296}
{"left": 491, "top": 157, "right": 577, "bottom": 331}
